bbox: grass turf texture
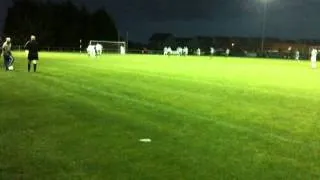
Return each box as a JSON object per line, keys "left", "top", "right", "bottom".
{"left": 1, "top": 52, "right": 320, "bottom": 179}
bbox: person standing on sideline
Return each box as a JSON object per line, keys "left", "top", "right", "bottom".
{"left": 24, "top": 35, "right": 39, "bottom": 72}
{"left": 1, "top": 37, "right": 12, "bottom": 71}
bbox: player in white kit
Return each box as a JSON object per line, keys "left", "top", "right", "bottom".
{"left": 311, "top": 49, "right": 317, "bottom": 69}
{"left": 120, "top": 45, "right": 126, "bottom": 55}
{"left": 183, "top": 46, "right": 188, "bottom": 56}
{"left": 295, "top": 50, "right": 300, "bottom": 62}
{"left": 226, "top": 48, "right": 230, "bottom": 57}
{"left": 87, "top": 44, "right": 96, "bottom": 57}
{"left": 177, "top": 47, "right": 183, "bottom": 56}
{"left": 95, "top": 43, "right": 103, "bottom": 56}
{"left": 210, "top": 47, "right": 215, "bottom": 57}
{"left": 167, "top": 46, "right": 172, "bottom": 56}
{"left": 163, "top": 47, "right": 168, "bottom": 55}
{"left": 197, "top": 48, "right": 201, "bottom": 56}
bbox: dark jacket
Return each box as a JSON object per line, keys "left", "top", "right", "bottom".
{"left": 25, "top": 40, "right": 39, "bottom": 60}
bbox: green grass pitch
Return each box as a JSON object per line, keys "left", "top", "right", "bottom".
{"left": 1, "top": 52, "right": 320, "bottom": 179}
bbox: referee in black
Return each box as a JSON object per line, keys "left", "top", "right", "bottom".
{"left": 24, "top": 35, "right": 39, "bottom": 72}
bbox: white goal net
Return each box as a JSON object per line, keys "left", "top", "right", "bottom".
{"left": 88, "top": 40, "right": 126, "bottom": 55}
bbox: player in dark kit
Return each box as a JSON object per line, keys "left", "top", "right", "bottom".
{"left": 24, "top": 35, "right": 39, "bottom": 72}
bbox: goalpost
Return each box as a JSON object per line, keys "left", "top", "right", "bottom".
{"left": 88, "top": 40, "right": 126, "bottom": 55}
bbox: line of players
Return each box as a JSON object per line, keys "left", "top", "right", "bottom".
{"left": 163, "top": 46, "right": 230, "bottom": 56}
{"left": 163, "top": 46, "right": 318, "bottom": 69}
{"left": 87, "top": 43, "right": 126, "bottom": 57}
{"left": 87, "top": 43, "right": 103, "bottom": 57}
{"left": 281, "top": 48, "right": 316, "bottom": 68}
{"left": 1, "top": 39, "right": 319, "bottom": 70}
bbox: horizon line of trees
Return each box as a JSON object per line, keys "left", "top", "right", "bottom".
{"left": 2, "top": 0, "right": 118, "bottom": 47}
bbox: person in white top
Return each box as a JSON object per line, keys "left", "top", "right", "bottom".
{"left": 167, "top": 46, "right": 172, "bottom": 55}
{"left": 120, "top": 45, "right": 126, "bottom": 55}
{"left": 226, "top": 48, "right": 230, "bottom": 57}
{"left": 163, "top": 46, "right": 168, "bottom": 55}
{"left": 95, "top": 43, "right": 103, "bottom": 56}
{"left": 295, "top": 50, "right": 300, "bottom": 62}
{"left": 197, "top": 48, "right": 201, "bottom": 56}
{"left": 210, "top": 47, "right": 215, "bottom": 57}
{"left": 87, "top": 44, "right": 96, "bottom": 57}
{"left": 183, "top": 46, "right": 188, "bottom": 56}
{"left": 311, "top": 48, "right": 317, "bottom": 69}
{"left": 177, "top": 47, "right": 182, "bottom": 56}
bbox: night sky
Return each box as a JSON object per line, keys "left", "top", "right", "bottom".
{"left": 0, "top": 0, "right": 320, "bottom": 42}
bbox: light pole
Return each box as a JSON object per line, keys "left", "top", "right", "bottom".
{"left": 260, "top": 0, "right": 268, "bottom": 53}
{"left": 126, "top": 31, "right": 129, "bottom": 50}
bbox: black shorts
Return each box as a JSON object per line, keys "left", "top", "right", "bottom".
{"left": 3, "top": 55, "right": 10, "bottom": 69}
{"left": 3, "top": 55, "right": 10, "bottom": 63}
{"left": 28, "top": 53, "right": 39, "bottom": 61}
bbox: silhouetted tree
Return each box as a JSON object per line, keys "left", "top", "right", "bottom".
{"left": 3, "top": 0, "right": 118, "bottom": 48}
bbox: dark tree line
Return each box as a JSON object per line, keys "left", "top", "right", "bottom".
{"left": 2, "top": 0, "right": 118, "bottom": 48}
